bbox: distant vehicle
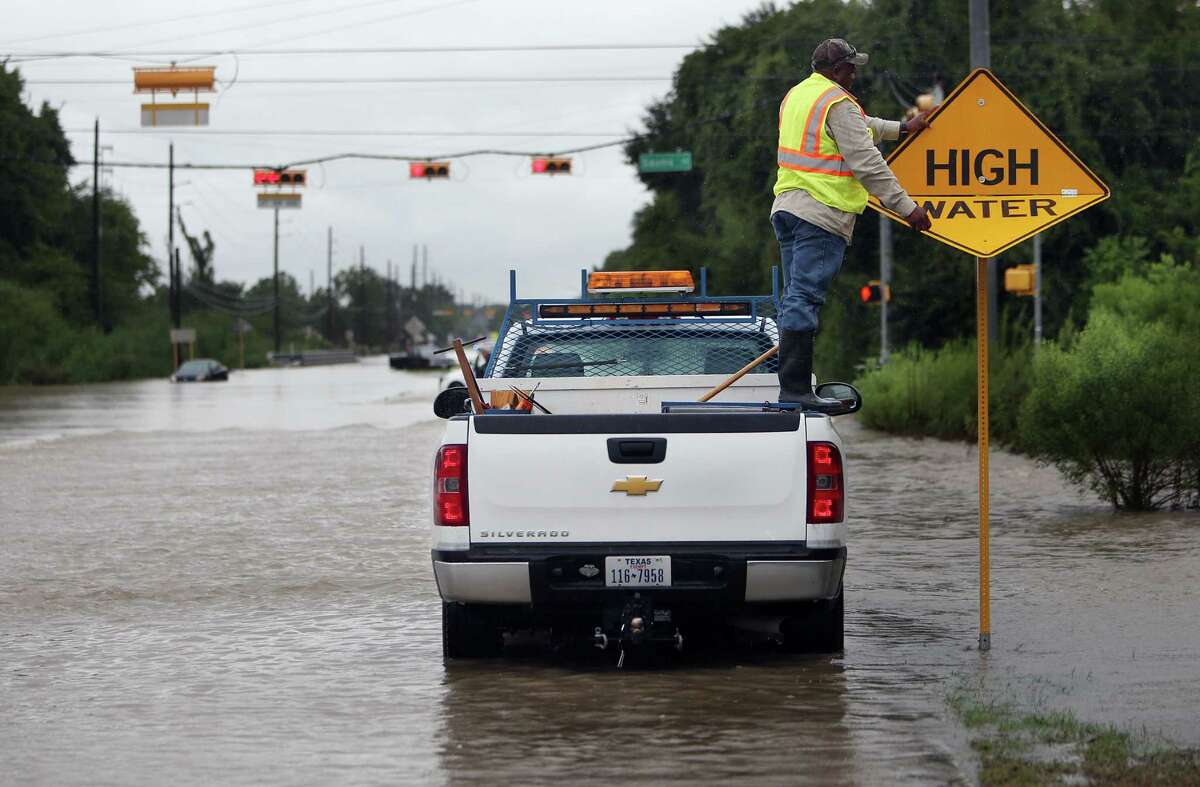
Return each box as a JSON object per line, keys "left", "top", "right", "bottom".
{"left": 171, "top": 359, "right": 229, "bottom": 382}
{"left": 389, "top": 342, "right": 456, "bottom": 371}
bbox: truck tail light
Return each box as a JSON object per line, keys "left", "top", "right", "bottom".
{"left": 807, "top": 441, "right": 844, "bottom": 524}
{"left": 434, "top": 444, "right": 469, "bottom": 526}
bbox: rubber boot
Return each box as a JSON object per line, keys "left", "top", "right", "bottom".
{"left": 778, "top": 329, "right": 843, "bottom": 413}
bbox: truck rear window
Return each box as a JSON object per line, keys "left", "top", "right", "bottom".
{"left": 494, "top": 326, "right": 778, "bottom": 378}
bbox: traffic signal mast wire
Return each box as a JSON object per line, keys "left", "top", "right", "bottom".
{"left": 71, "top": 136, "right": 635, "bottom": 173}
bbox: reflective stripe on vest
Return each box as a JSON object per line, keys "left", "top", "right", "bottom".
{"left": 774, "top": 73, "right": 870, "bottom": 213}
{"left": 778, "top": 85, "right": 853, "bottom": 175}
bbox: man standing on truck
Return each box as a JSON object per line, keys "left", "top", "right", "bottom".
{"left": 772, "top": 37, "right": 932, "bottom": 411}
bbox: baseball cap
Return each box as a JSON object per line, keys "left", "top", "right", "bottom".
{"left": 811, "top": 38, "right": 869, "bottom": 70}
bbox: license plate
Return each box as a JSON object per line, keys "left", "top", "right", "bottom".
{"left": 604, "top": 556, "right": 671, "bottom": 587}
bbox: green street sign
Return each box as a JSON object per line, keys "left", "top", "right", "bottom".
{"left": 638, "top": 151, "right": 693, "bottom": 173}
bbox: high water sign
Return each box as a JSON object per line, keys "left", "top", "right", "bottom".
{"left": 870, "top": 69, "right": 1109, "bottom": 652}
{"left": 870, "top": 69, "right": 1109, "bottom": 256}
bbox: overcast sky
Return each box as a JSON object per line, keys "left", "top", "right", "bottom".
{"left": 4, "top": 0, "right": 778, "bottom": 303}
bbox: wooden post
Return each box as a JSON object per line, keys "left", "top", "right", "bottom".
{"left": 453, "top": 339, "right": 487, "bottom": 414}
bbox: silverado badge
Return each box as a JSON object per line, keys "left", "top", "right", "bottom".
{"left": 611, "top": 475, "right": 663, "bottom": 496}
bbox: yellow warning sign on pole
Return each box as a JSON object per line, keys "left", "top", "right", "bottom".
{"left": 871, "top": 69, "right": 1109, "bottom": 257}
{"left": 870, "top": 69, "right": 1110, "bottom": 652}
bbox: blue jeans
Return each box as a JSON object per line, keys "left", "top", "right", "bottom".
{"left": 771, "top": 211, "right": 848, "bottom": 333}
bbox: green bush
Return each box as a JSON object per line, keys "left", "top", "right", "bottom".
{"left": 854, "top": 340, "right": 1032, "bottom": 444}
{"left": 1019, "top": 310, "right": 1200, "bottom": 510}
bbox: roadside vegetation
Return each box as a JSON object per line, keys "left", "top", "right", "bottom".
{"left": 856, "top": 259, "right": 1200, "bottom": 510}
{"left": 949, "top": 686, "right": 1200, "bottom": 786}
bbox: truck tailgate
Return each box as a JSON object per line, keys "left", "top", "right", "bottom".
{"left": 467, "top": 413, "right": 807, "bottom": 544}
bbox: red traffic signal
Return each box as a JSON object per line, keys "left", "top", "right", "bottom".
{"left": 859, "top": 280, "right": 891, "bottom": 304}
{"left": 532, "top": 156, "right": 572, "bottom": 175}
{"left": 253, "top": 169, "right": 306, "bottom": 187}
{"left": 410, "top": 161, "right": 450, "bottom": 179}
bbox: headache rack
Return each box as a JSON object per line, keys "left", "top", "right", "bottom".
{"left": 484, "top": 268, "right": 782, "bottom": 379}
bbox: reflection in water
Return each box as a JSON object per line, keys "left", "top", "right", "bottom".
{"left": 1, "top": 366, "right": 1197, "bottom": 785}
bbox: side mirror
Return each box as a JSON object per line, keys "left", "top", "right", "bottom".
{"left": 814, "top": 381, "right": 862, "bottom": 416}
{"left": 433, "top": 386, "right": 472, "bottom": 419}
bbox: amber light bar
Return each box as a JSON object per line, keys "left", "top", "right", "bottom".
{"left": 539, "top": 301, "right": 750, "bottom": 318}
{"left": 587, "top": 270, "right": 694, "bottom": 293}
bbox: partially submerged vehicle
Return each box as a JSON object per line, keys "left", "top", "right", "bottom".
{"left": 171, "top": 358, "right": 229, "bottom": 382}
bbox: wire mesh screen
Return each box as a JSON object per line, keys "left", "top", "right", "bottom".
{"left": 487, "top": 303, "right": 780, "bottom": 379}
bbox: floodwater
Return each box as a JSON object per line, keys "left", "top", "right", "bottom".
{"left": 1, "top": 358, "right": 1196, "bottom": 785}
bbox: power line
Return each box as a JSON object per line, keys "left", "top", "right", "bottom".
{"left": 3, "top": 42, "right": 700, "bottom": 61}
{"left": 0, "top": 0, "right": 324, "bottom": 47}
{"left": 64, "top": 128, "right": 629, "bottom": 138}
{"left": 26, "top": 75, "right": 673, "bottom": 85}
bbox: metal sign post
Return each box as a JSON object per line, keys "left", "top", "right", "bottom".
{"left": 976, "top": 258, "right": 991, "bottom": 651}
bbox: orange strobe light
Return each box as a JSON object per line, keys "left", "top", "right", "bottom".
{"left": 587, "top": 271, "right": 695, "bottom": 294}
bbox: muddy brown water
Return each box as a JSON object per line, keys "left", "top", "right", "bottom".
{"left": 2, "top": 358, "right": 1197, "bottom": 785}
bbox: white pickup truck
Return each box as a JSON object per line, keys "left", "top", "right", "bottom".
{"left": 430, "top": 270, "right": 858, "bottom": 660}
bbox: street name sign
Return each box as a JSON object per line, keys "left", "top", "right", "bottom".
{"left": 257, "top": 192, "right": 302, "bottom": 209}
{"left": 870, "top": 69, "right": 1109, "bottom": 257}
{"left": 638, "top": 152, "right": 693, "bottom": 173}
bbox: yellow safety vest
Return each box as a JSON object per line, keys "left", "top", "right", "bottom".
{"left": 774, "top": 72, "right": 871, "bottom": 214}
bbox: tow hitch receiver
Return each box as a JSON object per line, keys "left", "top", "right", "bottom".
{"left": 597, "top": 594, "right": 684, "bottom": 667}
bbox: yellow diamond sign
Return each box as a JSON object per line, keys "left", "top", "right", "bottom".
{"left": 871, "top": 69, "right": 1109, "bottom": 258}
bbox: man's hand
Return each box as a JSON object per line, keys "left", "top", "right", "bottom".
{"left": 902, "top": 111, "right": 931, "bottom": 136}
{"left": 906, "top": 204, "right": 932, "bottom": 232}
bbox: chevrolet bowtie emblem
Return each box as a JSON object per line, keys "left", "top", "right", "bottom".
{"left": 611, "top": 475, "right": 663, "bottom": 496}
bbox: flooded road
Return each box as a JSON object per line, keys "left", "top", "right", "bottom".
{"left": 2, "top": 359, "right": 1197, "bottom": 785}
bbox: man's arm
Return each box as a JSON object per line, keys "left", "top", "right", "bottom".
{"left": 864, "top": 116, "right": 902, "bottom": 144}
{"left": 827, "top": 101, "right": 929, "bottom": 229}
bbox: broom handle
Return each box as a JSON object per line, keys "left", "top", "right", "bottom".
{"left": 697, "top": 345, "right": 779, "bottom": 402}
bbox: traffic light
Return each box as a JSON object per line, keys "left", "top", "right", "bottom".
{"left": 410, "top": 161, "right": 450, "bottom": 179}
{"left": 532, "top": 156, "right": 572, "bottom": 175}
{"left": 253, "top": 169, "right": 306, "bottom": 187}
{"left": 1004, "top": 264, "right": 1037, "bottom": 296}
{"left": 859, "top": 280, "right": 891, "bottom": 304}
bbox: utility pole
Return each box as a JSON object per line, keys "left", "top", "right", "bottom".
{"left": 173, "top": 248, "right": 182, "bottom": 329}
{"left": 273, "top": 206, "right": 280, "bottom": 354}
{"left": 167, "top": 142, "right": 175, "bottom": 331}
{"left": 878, "top": 214, "right": 892, "bottom": 364}
{"left": 1033, "top": 234, "right": 1043, "bottom": 347}
{"left": 422, "top": 244, "right": 428, "bottom": 288}
{"left": 359, "top": 245, "right": 367, "bottom": 350}
{"left": 327, "top": 226, "right": 334, "bottom": 343}
{"left": 91, "top": 119, "right": 103, "bottom": 328}
{"left": 969, "top": 0, "right": 998, "bottom": 347}
{"left": 386, "top": 259, "right": 394, "bottom": 350}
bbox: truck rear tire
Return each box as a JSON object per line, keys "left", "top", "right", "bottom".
{"left": 442, "top": 602, "right": 502, "bottom": 659}
{"left": 781, "top": 584, "right": 844, "bottom": 654}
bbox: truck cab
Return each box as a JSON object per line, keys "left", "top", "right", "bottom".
{"left": 431, "top": 270, "right": 853, "bottom": 661}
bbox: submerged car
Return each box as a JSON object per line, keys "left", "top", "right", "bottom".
{"left": 171, "top": 359, "right": 229, "bottom": 382}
